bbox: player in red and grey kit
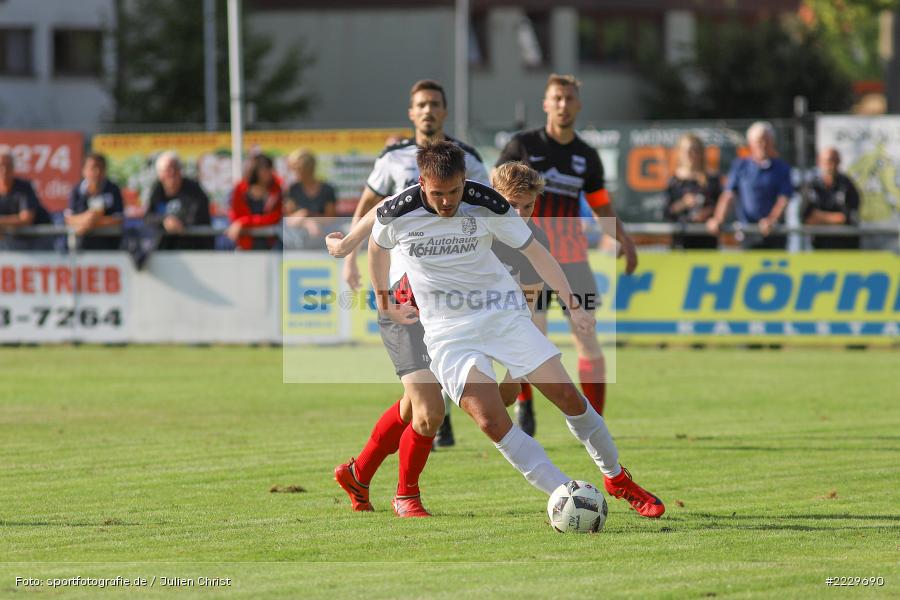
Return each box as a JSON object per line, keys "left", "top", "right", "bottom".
{"left": 496, "top": 74, "right": 639, "bottom": 436}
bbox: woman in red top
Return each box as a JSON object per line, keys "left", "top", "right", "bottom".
{"left": 226, "top": 154, "right": 283, "bottom": 250}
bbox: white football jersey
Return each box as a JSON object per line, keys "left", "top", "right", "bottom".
{"left": 366, "top": 137, "right": 490, "bottom": 197}
{"left": 372, "top": 181, "right": 535, "bottom": 327}
{"left": 366, "top": 136, "right": 489, "bottom": 286}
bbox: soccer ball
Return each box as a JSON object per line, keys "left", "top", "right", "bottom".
{"left": 547, "top": 480, "right": 608, "bottom": 533}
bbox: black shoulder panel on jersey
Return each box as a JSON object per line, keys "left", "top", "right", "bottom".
{"left": 377, "top": 138, "right": 415, "bottom": 159}
{"left": 499, "top": 128, "right": 544, "bottom": 160}
{"left": 461, "top": 181, "right": 510, "bottom": 215}
{"left": 507, "top": 127, "right": 541, "bottom": 142}
{"left": 520, "top": 128, "right": 545, "bottom": 145}
{"left": 376, "top": 185, "right": 423, "bottom": 224}
{"left": 571, "top": 132, "right": 597, "bottom": 154}
{"left": 447, "top": 136, "right": 483, "bottom": 163}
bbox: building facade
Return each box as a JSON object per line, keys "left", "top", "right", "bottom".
{"left": 0, "top": 0, "right": 800, "bottom": 134}
{"left": 0, "top": 0, "right": 115, "bottom": 132}
{"left": 252, "top": 0, "right": 799, "bottom": 136}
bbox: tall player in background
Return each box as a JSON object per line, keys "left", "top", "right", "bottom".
{"left": 333, "top": 80, "right": 489, "bottom": 517}
{"left": 496, "top": 74, "right": 639, "bottom": 436}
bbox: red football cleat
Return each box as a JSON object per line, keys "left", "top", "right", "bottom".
{"left": 391, "top": 495, "right": 431, "bottom": 518}
{"left": 604, "top": 467, "right": 665, "bottom": 518}
{"left": 334, "top": 458, "right": 374, "bottom": 512}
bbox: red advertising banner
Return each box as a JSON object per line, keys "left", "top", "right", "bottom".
{"left": 0, "top": 130, "right": 84, "bottom": 213}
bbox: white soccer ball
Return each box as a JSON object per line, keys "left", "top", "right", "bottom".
{"left": 547, "top": 480, "right": 608, "bottom": 533}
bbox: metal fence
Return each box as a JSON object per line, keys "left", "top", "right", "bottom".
{"left": 4, "top": 220, "right": 898, "bottom": 254}
{"left": 6, "top": 113, "right": 899, "bottom": 253}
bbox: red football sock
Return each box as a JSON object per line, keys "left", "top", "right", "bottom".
{"left": 354, "top": 399, "right": 406, "bottom": 485}
{"left": 396, "top": 425, "right": 434, "bottom": 498}
{"left": 578, "top": 356, "right": 607, "bottom": 416}
{"left": 517, "top": 382, "right": 533, "bottom": 403}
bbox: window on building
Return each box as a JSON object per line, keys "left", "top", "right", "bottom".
{"left": 0, "top": 28, "right": 33, "bottom": 76}
{"left": 53, "top": 29, "right": 103, "bottom": 77}
{"left": 469, "top": 11, "right": 489, "bottom": 67}
{"left": 578, "top": 12, "right": 662, "bottom": 67}
{"left": 519, "top": 11, "right": 551, "bottom": 68}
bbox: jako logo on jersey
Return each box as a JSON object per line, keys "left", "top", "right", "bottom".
{"left": 409, "top": 231, "right": 425, "bottom": 237}
{"left": 461, "top": 217, "right": 477, "bottom": 235}
{"left": 572, "top": 155, "right": 586, "bottom": 174}
{"left": 408, "top": 237, "right": 478, "bottom": 258}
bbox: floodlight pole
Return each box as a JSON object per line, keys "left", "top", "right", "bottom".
{"left": 203, "top": 0, "right": 218, "bottom": 131}
{"left": 227, "top": 0, "right": 244, "bottom": 183}
{"left": 791, "top": 95, "right": 809, "bottom": 253}
{"left": 454, "top": 0, "right": 469, "bottom": 142}
{"left": 888, "top": 9, "right": 900, "bottom": 113}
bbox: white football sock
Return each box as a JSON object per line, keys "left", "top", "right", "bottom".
{"left": 494, "top": 425, "right": 570, "bottom": 495}
{"left": 564, "top": 401, "right": 622, "bottom": 479}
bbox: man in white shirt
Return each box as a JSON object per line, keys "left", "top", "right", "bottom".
{"left": 369, "top": 142, "right": 665, "bottom": 518}
{"left": 333, "top": 80, "right": 487, "bottom": 518}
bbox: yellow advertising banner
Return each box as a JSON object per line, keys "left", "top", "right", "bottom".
{"left": 588, "top": 251, "right": 899, "bottom": 345}
{"left": 281, "top": 258, "right": 345, "bottom": 341}
{"left": 281, "top": 251, "right": 899, "bottom": 347}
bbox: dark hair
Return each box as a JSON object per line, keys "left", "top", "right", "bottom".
{"left": 410, "top": 79, "right": 447, "bottom": 108}
{"left": 416, "top": 141, "right": 465, "bottom": 181}
{"left": 84, "top": 152, "right": 107, "bottom": 170}
{"left": 245, "top": 154, "right": 274, "bottom": 186}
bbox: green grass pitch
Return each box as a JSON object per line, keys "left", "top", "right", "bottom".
{"left": 1, "top": 345, "right": 898, "bottom": 598}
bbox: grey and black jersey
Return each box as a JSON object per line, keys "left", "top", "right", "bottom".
{"left": 366, "top": 136, "right": 490, "bottom": 198}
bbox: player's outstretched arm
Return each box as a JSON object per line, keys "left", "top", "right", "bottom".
{"left": 521, "top": 240, "right": 595, "bottom": 335}
{"left": 367, "top": 236, "right": 419, "bottom": 325}
{"left": 353, "top": 187, "right": 386, "bottom": 227}
{"left": 325, "top": 205, "right": 380, "bottom": 258}
{"left": 337, "top": 188, "right": 387, "bottom": 289}
{"left": 519, "top": 282, "right": 544, "bottom": 314}
{"left": 594, "top": 203, "right": 638, "bottom": 275}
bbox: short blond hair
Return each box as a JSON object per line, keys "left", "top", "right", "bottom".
{"left": 545, "top": 73, "right": 581, "bottom": 94}
{"left": 492, "top": 162, "right": 544, "bottom": 199}
{"left": 288, "top": 148, "right": 316, "bottom": 172}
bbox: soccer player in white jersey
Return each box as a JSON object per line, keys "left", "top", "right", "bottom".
{"left": 333, "top": 80, "right": 488, "bottom": 518}
{"left": 369, "top": 142, "right": 665, "bottom": 518}
{"left": 328, "top": 162, "right": 544, "bottom": 517}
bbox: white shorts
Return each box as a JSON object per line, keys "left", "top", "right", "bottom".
{"left": 424, "top": 310, "right": 562, "bottom": 405}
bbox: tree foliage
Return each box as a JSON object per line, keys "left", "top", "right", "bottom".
{"left": 643, "top": 18, "right": 854, "bottom": 119}
{"left": 111, "top": 0, "right": 313, "bottom": 125}
{"left": 799, "top": 0, "right": 900, "bottom": 81}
